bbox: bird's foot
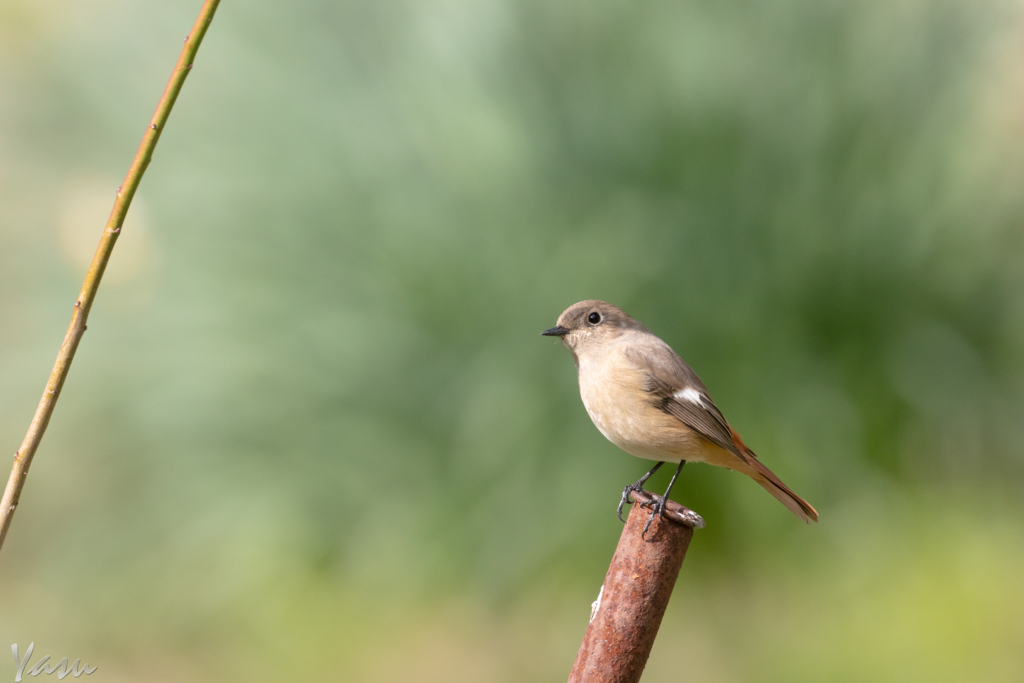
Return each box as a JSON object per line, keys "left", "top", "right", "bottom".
{"left": 617, "top": 462, "right": 667, "bottom": 523}
{"left": 617, "top": 483, "right": 644, "bottom": 523}
{"left": 639, "top": 493, "right": 668, "bottom": 538}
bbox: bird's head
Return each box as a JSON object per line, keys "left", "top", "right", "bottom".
{"left": 541, "top": 300, "right": 647, "bottom": 361}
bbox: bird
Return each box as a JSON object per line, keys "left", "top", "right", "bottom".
{"left": 542, "top": 300, "right": 817, "bottom": 534}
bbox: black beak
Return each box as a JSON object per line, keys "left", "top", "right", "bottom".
{"left": 541, "top": 325, "right": 570, "bottom": 337}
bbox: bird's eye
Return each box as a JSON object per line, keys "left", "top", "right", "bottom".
{"left": 588, "top": 312, "right": 601, "bottom": 324}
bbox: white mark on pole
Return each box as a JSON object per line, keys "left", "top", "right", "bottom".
{"left": 590, "top": 584, "right": 604, "bottom": 623}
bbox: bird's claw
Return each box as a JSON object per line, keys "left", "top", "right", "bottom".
{"left": 640, "top": 494, "right": 668, "bottom": 538}
{"left": 617, "top": 483, "right": 643, "bottom": 523}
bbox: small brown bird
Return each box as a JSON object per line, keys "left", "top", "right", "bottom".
{"left": 543, "top": 300, "right": 817, "bottom": 532}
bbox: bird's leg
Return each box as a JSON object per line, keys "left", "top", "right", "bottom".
{"left": 617, "top": 461, "right": 664, "bottom": 522}
{"left": 641, "top": 461, "right": 686, "bottom": 538}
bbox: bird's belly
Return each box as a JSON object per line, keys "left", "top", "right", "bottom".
{"left": 578, "top": 359, "right": 709, "bottom": 463}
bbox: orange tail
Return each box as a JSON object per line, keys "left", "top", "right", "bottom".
{"left": 745, "top": 456, "right": 818, "bottom": 523}
{"left": 728, "top": 428, "right": 818, "bottom": 522}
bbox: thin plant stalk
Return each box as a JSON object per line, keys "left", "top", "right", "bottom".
{"left": 0, "top": 0, "right": 222, "bottom": 553}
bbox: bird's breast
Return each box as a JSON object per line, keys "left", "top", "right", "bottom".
{"left": 577, "top": 348, "right": 696, "bottom": 461}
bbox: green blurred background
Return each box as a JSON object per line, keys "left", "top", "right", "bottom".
{"left": 2, "top": 0, "right": 1024, "bottom": 680}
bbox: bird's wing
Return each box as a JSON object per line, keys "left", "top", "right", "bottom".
{"left": 625, "top": 343, "right": 748, "bottom": 463}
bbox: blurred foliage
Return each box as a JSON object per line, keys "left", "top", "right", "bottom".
{"left": 1, "top": 0, "right": 1023, "bottom": 680}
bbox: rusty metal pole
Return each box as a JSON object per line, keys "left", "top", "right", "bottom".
{"left": 568, "top": 490, "right": 704, "bottom": 683}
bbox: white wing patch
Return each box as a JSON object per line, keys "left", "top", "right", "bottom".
{"left": 674, "top": 387, "right": 703, "bottom": 405}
